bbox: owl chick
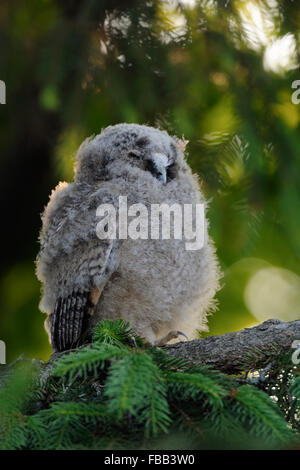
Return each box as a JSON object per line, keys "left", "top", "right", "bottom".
{"left": 36, "top": 123, "right": 221, "bottom": 352}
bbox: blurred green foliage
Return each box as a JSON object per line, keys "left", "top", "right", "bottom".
{"left": 0, "top": 0, "right": 299, "bottom": 362}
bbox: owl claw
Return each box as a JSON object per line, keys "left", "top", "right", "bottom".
{"left": 175, "top": 331, "right": 189, "bottom": 341}
{"left": 130, "top": 336, "right": 137, "bottom": 348}
{"left": 155, "top": 330, "right": 188, "bottom": 347}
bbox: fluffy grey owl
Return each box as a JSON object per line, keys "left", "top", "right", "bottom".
{"left": 36, "top": 123, "right": 221, "bottom": 352}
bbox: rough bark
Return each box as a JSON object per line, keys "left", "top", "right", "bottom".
{"left": 163, "top": 318, "right": 300, "bottom": 374}
{"left": 1, "top": 319, "right": 299, "bottom": 384}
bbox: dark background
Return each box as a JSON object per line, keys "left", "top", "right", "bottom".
{"left": 0, "top": 0, "right": 300, "bottom": 362}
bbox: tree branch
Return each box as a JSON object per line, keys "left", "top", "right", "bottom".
{"left": 163, "top": 319, "right": 300, "bottom": 374}
{"left": 43, "top": 319, "right": 300, "bottom": 376}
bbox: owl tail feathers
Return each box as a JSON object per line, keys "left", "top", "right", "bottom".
{"left": 50, "top": 290, "right": 93, "bottom": 352}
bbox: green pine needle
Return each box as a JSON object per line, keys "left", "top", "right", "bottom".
{"left": 92, "top": 318, "right": 142, "bottom": 348}
{"left": 230, "top": 385, "right": 294, "bottom": 445}
{"left": 105, "top": 351, "right": 171, "bottom": 436}
{"left": 51, "top": 343, "right": 129, "bottom": 381}
{"left": 165, "top": 371, "right": 228, "bottom": 408}
{"left": 0, "top": 319, "right": 299, "bottom": 450}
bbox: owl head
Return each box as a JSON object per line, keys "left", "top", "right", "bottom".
{"left": 74, "top": 123, "right": 189, "bottom": 185}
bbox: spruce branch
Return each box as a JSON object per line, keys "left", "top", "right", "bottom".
{"left": 0, "top": 319, "right": 299, "bottom": 450}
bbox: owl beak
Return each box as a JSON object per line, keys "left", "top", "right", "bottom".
{"left": 150, "top": 153, "right": 168, "bottom": 184}
{"left": 157, "top": 168, "right": 167, "bottom": 184}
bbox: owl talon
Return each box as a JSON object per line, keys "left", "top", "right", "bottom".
{"left": 175, "top": 331, "right": 188, "bottom": 341}
{"left": 155, "top": 330, "right": 188, "bottom": 347}
{"left": 130, "top": 336, "right": 137, "bottom": 348}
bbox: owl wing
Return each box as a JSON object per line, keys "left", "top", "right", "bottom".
{"left": 49, "top": 237, "right": 118, "bottom": 352}
{"left": 37, "top": 183, "right": 120, "bottom": 352}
